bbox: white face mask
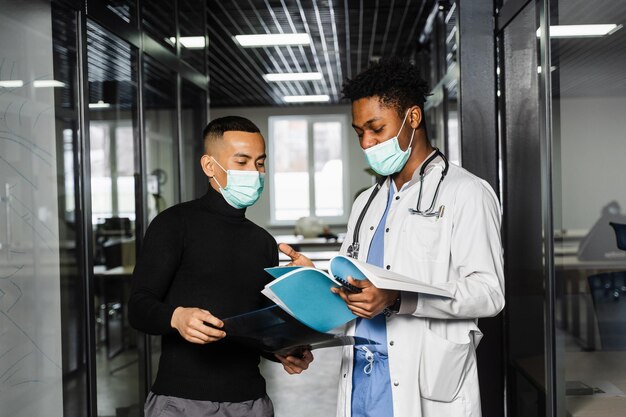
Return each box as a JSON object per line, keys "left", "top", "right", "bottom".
{"left": 211, "top": 157, "right": 265, "bottom": 209}
{"left": 363, "top": 110, "right": 415, "bottom": 176}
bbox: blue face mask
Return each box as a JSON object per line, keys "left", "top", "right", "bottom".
{"left": 211, "top": 157, "right": 265, "bottom": 209}
{"left": 363, "top": 110, "right": 415, "bottom": 176}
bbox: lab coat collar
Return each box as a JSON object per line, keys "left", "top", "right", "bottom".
{"left": 406, "top": 149, "right": 445, "bottom": 189}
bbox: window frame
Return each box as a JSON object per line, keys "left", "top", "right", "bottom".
{"left": 268, "top": 114, "right": 349, "bottom": 226}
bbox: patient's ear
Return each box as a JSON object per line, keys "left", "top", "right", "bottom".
{"left": 200, "top": 154, "right": 214, "bottom": 178}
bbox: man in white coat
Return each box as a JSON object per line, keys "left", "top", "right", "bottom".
{"left": 280, "top": 57, "right": 504, "bottom": 417}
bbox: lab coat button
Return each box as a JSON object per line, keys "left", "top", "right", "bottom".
{"left": 386, "top": 265, "right": 391, "bottom": 270}
{"left": 395, "top": 196, "right": 400, "bottom": 200}
{"left": 369, "top": 226, "right": 374, "bottom": 230}
{"left": 343, "top": 373, "right": 347, "bottom": 378}
{"left": 385, "top": 228, "right": 389, "bottom": 232}
{"left": 393, "top": 380, "right": 399, "bottom": 386}
{"left": 389, "top": 340, "right": 394, "bottom": 346}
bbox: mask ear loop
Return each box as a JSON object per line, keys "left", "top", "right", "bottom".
{"left": 210, "top": 156, "right": 227, "bottom": 173}
{"left": 212, "top": 175, "right": 224, "bottom": 189}
{"left": 406, "top": 127, "right": 416, "bottom": 150}
{"left": 400, "top": 108, "right": 416, "bottom": 151}
{"left": 210, "top": 156, "right": 227, "bottom": 188}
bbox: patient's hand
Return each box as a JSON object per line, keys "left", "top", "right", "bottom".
{"left": 275, "top": 349, "right": 314, "bottom": 374}
{"left": 278, "top": 243, "right": 314, "bottom": 267}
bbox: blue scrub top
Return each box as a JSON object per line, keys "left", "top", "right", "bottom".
{"left": 351, "top": 183, "right": 395, "bottom": 417}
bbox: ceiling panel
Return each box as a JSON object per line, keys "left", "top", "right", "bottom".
{"left": 207, "top": 0, "right": 433, "bottom": 107}
{"left": 553, "top": 0, "right": 626, "bottom": 98}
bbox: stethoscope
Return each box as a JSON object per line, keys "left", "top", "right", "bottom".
{"left": 346, "top": 148, "right": 449, "bottom": 259}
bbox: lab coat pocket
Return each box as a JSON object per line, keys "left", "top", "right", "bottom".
{"left": 419, "top": 327, "right": 471, "bottom": 402}
{"left": 404, "top": 216, "right": 446, "bottom": 262}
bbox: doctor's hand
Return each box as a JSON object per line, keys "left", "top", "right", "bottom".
{"left": 278, "top": 243, "right": 314, "bottom": 267}
{"left": 170, "top": 307, "right": 226, "bottom": 344}
{"left": 275, "top": 349, "right": 314, "bottom": 374}
{"left": 331, "top": 277, "right": 400, "bottom": 319}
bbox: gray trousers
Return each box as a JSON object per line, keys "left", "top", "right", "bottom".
{"left": 144, "top": 391, "right": 274, "bottom": 417}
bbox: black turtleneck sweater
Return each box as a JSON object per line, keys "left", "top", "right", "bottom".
{"left": 128, "top": 186, "right": 278, "bottom": 402}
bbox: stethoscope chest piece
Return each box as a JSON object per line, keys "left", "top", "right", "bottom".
{"left": 347, "top": 242, "right": 360, "bottom": 259}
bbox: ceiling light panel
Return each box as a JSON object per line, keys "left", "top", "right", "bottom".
{"left": 34, "top": 80, "right": 66, "bottom": 88}
{"left": 283, "top": 94, "right": 330, "bottom": 103}
{"left": 235, "top": 33, "right": 311, "bottom": 47}
{"left": 168, "top": 36, "right": 206, "bottom": 49}
{"left": 264, "top": 72, "right": 323, "bottom": 82}
{"left": 537, "top": 24, "right": 621, "bottom": 38}
{"left": 0, "top": 80, "right": 24, "bottom": 88}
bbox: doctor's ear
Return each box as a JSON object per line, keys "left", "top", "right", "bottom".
{"left": 408, "top": 106, "right": 423, "bottom": 130}
{"left": 200, "top": 154, "right": 215, "bottom": 178}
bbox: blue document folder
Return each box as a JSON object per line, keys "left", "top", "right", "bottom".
{"left": 263, "top": 266, "right": 355, "bottom": 333}
{"left": 262, "top": 255, "right": 453, "bottom": 333}
{"left": 223, "top": 257, "right": 451, "bottom": 354}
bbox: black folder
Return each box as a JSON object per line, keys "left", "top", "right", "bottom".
{"left": 222, "top": 305, "right": 377, "bottom": 355}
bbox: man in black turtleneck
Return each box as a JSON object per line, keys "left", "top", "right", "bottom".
{"left": 129, "top": 116, "right": 313, "bottom": 417}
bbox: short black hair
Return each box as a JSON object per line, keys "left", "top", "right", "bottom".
{"left": 342, "top": 57, "right": 430, "bottom": 117}
{"left": 202, "top": 116, "right": 261, "bottom": 151}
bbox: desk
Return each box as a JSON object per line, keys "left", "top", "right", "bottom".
{"left": 93, "top": 265, "right": 134, "bottom": 358}
{"left": 273, "top": 234, "right": 344, "bottom": 251}
{"left": 557, "top": 256, "right": 626, "bottom": 271}
{"left": 278, "top": 250, "right": 338, "bottom": 271}
{"left": 516, "top": 352, "right": 626, "bottom": 416}
{"left": 97, "top": 265, "right": 134, "bottom": 276}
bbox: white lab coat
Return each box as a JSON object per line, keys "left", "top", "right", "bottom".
{"left": 335, "top": 152, "right": 505, "bottom": 417}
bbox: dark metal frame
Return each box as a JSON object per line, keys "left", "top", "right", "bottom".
{"left": 496, "top": 0, "right": 533, "bottom": 32}
{"left": 495, "top": 0, "right": 557, "bottom": 416}
{"left": 536, "top": 1, "right": 557, "bottom": 415}
{"left": 76, "top": 7, "right": 98, "bottom": 417}
{"left": 494, "top": 23, "right": 514, "bottom": 417}
{"left": 454, "top": 3, "right": 506, "bottom": 416}
{"left": 457, "top": 0, "right": 498, "bottom": 192}
{"left": 134, "top": 0, "right": 151, "bottom": 403}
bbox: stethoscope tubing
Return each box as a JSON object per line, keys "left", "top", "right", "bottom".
{"left": 347, "top": 149, "right": 449, "bottom": 259}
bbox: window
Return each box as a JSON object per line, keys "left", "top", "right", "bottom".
{"left": 89, "top": 122, "right": 137, "bottom": 223}
{"left": 269, "top": 115, "right": 348, "bottom": 224}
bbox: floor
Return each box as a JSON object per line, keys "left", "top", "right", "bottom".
{"left": 95, "top": 345, "right": 342, "bottom": 417}
{"left": 96, "top": 348, "right": 140, "bottom": 417}
{"left": 261, "top": 347, "right": 342, "bottom": 417}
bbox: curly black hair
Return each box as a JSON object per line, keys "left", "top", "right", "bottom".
{"left": 342, "top": 57, "right": 430, "bottom": 117}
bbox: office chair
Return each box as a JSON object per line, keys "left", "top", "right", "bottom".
{"left": 586, "top": 225, "right": 626, "bottom": 350}
{"left": 609, "top": 222, "right": 626, "bottom": 250}
{"left": 587, "top": 272, "right": 626, "bottom": 350}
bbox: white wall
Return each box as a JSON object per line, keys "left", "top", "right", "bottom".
{"left": 556, "top": 96, "right": 626, "bottom": 231}
{"left": 210, "top": 105, "right": 373, "bottom": 235}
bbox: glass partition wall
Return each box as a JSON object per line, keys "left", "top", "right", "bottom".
{"left": 142, "top": 54, "right": 181, "bottom": 386}
{"left": 0, "top": 1, "right": 208, "bottom": 416}
{"left": 550, "top": 1, "right": 626, "bottom": 416}
{"left": 143, "top": 55, "right": 179, "bottom": 222}
{"left": 0, "top": 2, "right": 80, "bottom": 417}
{"left": 498, "top": 0, "right": 626, "bottom": 415}
{"left": 87, "top": 21, "right": 141, "bottom": 417}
